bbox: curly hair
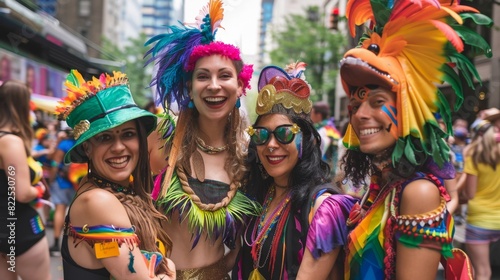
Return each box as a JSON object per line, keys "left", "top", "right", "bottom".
{"left": 243, "top": 114, "right": 331, "bottom": 211}
{"left": 339, "top": 149, "right": 373, "bottom": 186}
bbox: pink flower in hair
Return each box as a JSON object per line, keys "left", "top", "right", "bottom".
{"left": 238, "top": 64, "right": 253, "bottom": 95}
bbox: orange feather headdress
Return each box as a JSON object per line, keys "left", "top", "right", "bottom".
{"left": 340, "top": 0, "right": 492, "bottom": 171}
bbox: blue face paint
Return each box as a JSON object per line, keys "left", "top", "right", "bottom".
{"left": 382, "top": 103, "right": 398, "bottom": 139}
{"left": 294, "top": 132, "right": 303, "bottom": 159}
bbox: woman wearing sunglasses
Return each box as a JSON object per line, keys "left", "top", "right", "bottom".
{"left": 233, "top": 63, "right": 357, "bottom": 279}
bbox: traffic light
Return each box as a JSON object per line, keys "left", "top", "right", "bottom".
{"left": 330, "top": 7, "right": 339, "bottom": 30}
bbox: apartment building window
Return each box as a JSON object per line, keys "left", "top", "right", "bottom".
{"left": 79, "top": 0, "right": 91, "bottom": 17}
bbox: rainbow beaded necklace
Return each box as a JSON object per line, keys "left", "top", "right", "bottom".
{"left": 244, "top": 185, "right": 292, "bottom": 279}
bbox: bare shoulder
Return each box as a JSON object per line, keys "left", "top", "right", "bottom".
{"left": 0, "top": 134, "right": 27, "bottom": 166}
{"left": 400, "top": 178, "right": 441, "bottom": 216}
{"left": 0, "top": 133, "right": 24, "bottom": 151}
{"left": 70, "top": 187, "right": 131, "bottom": 227}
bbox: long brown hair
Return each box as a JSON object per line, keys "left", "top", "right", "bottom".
{"left": 0, "top": 80, "right": 33, "bottom": 154}
{"left": 179, "top": 106, "right": 248, "bottom": 183}
{"left": 465, "top": 126, "right": 500, "bottom": 170}
{"left": 159, "top": 57, "right": 249, "bottom": 198}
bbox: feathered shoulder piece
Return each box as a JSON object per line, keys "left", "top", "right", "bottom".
{"left": 340, "top": 0, "right": 492, "bottom": 172}
{"left": 55, "top": 70, "right": 128, "bottom": 120}
{"left": 145, "top": 0, "right": 225, "bottom": 111}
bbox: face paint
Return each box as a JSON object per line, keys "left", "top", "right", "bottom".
{"left": 294, "top": 131, "right": 303, "bottom": 159}
{"left": 353, "top": 87, "right": 370, "bottom": 102}
{"left": 381, "top": 102, "right": 398, "bottom": 140}
{"left": 348, "top": 87, "right": 370, "bottom": 116}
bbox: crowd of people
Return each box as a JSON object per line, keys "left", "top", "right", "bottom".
{"left": 0, "top": 0, "right": 498, "bottom": 279}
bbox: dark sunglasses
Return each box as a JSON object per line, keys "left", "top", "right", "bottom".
{"left": 247, "top": 124, "right": 301, "bottom": 145}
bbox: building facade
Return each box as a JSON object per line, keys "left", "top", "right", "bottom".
{"left": 142, "top": 0, "right": 180, "bottom": 38}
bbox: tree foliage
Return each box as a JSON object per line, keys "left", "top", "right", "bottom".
{"left": 101, "top": 33, "right": 153, "bottom": 108}
{"left": 269, "top": 6, "right": 347, "bottom": 105}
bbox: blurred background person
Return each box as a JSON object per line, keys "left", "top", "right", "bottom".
{"left": 0, "top": 80, "right": 50, "bottom": 280}
{"left": 310, "top": 101, "right": 341, "bottom": 179}
{"left": 47, "top": 121, "right": 76, "bottom": 256}
{"left": 461, "top": 108, "right": 500, "bottom": 280}
{"left": 449, "top": 118, "right": 469, "bottom": 223}
{"left": 32, "top": 128, "right": 56, "bottom": 225}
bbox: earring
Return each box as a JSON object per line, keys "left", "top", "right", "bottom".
{"left": 87, "top": 159, "right": 92, "bottom": 174}
{"left": 188, "top": 99, "right": 195, "bottom": 108}
{"left": 235, "top": 98, "right": 241, "bottom": 108}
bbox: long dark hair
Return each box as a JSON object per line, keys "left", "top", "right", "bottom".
{"left": 243, "top": 114, "right": 331, "bottom": 211}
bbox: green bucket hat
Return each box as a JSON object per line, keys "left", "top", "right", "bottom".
{"left": 56, "top": 70, "right": 157, "bottom": 164}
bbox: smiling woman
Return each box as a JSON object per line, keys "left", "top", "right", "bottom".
{"left": 348, "top": 87, "right": 397, "bottom": 155}
{"left": 338, "top": 0, "right": 492, "bottom": 279}
{"left": 55, "top": 70, "right": 175, "bottom": 280}
{"left": 234, "top": 62, "right": 357, "bottom": 280}
{"left": 144, "top": 1, "right": 260, "bottom": 278}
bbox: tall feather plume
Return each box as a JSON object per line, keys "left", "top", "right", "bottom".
{"left": 145, "top": 0, "right": 225, "bottom": 199}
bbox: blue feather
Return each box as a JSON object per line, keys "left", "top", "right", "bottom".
{"left": 145, "top": 25, "right": 204, "bottom": 111}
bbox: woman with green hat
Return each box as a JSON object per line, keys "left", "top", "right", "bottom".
{"left": 56, "top": 70, "right": 175, "bottom": 279}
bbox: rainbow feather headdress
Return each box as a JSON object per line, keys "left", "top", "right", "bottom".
{"left": 145, "top": 0, "right": 253, "bottom": 111}
{"left": 55, "top": 70, "right": 128, "bottom": 120}
{"left": 340, "top": 0, "right": 492, "bottom": 171}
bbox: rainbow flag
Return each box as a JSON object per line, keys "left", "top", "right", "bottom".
{"left": 31, "top": 93, "right": 59, "bottom": 113}
{"left": 324, "top": 124, "right": 341, "bottom": 140}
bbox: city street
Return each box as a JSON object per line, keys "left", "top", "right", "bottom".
{"left": 45, "top": 226, "right": 63, "bottom": 280}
